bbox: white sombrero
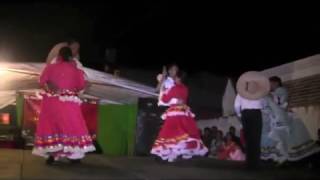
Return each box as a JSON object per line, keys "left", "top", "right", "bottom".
{"left": 236, "top": 71, "right": 270, "bottom": 100}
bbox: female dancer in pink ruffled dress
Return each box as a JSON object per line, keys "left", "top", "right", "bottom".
{"left": 32, "top": 47, "right": 95, "bottom": 164}
{"left": 151, "top": 71, "right": 208, "bottom": 162}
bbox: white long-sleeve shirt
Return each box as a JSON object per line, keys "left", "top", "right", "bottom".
{"left": 158, "top": 77, "right": 176, "bottom": 106}
{"left": 234, "top": 94, "right": 263, "bottom": 117}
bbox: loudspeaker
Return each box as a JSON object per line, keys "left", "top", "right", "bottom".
{"left": 135, "top": 98, "right": 165, "bottom": 156}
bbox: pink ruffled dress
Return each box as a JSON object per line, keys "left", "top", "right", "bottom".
{"left": 32, "top": 58, "right": 95, "bottom": 160}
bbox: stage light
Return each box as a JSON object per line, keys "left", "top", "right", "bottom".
{"left": 0, "top": 113, "right": 10, "bottom": 125}
{"left": 0, "top": 68, "right": 8, "bottom": 76}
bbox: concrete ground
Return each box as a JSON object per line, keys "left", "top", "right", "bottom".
{"left": 0, "top": 149, "right": 319, "bottom": 180}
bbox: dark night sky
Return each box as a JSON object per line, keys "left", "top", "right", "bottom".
{"left": 0, "top": 1, "right": 319, "bottom": 77}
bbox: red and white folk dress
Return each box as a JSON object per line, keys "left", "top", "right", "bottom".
{"left": 32, "top": 58, "right": 95, "bottom": 160}
{"left": 151, "top": 83, "right": 208, "bottom": 162}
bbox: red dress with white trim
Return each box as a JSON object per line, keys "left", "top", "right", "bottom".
{"left": 32, "top": 58, "right": 95, "bottom": 160}
{"left": 151, "top": 83, "right": 208, "bottom": 162}
{"left": 217, "top": 142, "right": 245, "bottom": 161}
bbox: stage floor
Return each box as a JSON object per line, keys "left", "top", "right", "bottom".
{"left": 0, "top": 149, "right": 319, "bottom": 180}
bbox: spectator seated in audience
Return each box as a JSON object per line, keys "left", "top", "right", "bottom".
{"left": 217, "top": 132, "right": 245, "bottom": 161}
{"left": 209, "top": 130, "right": 224, "bottom": 157}
{"left": 202, "top": 127, "right": 213, "bottom": 151}
{"left": 228, "top": 126, "right": 245, "bottom": 152}
{"left": 211, "top": 126, "right": 218, "bottom": 139}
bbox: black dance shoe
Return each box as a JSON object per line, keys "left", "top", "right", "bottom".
{"left": 46, "top": 156, "right": 55, "bottom": 165}
{"left": 69, "top": 159, "right": 82, "bottom": 164}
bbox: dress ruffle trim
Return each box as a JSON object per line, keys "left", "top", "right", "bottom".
{"left": 32, "top": 134, "right": 95, "bottom": 159}
{"left": 36, "top": 90, "right": 82, "bottom": 104}
{"left": 161, "top": 105, "right": 195, "bottom": 120}
{"left": 261, "top": 140, "right": 320, "bottom": 163}
{"left": 151, "top": 134, "right": 208, "bottom": 162}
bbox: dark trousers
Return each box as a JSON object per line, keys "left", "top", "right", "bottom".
{"left": 241, "top": 109, "right": 262, "bottom": 169}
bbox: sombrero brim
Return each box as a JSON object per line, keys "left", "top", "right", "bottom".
{"left": 236, "top": 71, "right": 270, "bottom": 100}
